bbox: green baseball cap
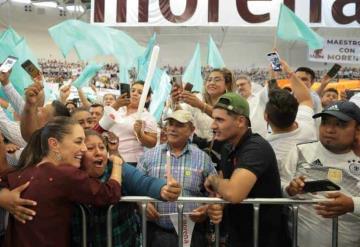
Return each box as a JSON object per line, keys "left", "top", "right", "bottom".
{"left": 214, "top": 92, "right": 250, "bottom": 118}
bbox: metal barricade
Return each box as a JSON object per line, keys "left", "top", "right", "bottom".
{"left": 79, "top": 196, "right": 339, "bottom": 247}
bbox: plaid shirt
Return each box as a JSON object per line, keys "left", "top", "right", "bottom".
{"left": 71, "top": 162, "right": 141, "bottom": 247}
{"left": 138, "top": 142, "right": 217, "bottom": 229}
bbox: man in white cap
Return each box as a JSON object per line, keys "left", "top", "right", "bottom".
{"left": 137, "top": 109, "right": 222, "bottom": 247}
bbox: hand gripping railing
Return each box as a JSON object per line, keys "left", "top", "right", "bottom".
{"left": 76, "top": 197, "right": 338, "bottom": 247}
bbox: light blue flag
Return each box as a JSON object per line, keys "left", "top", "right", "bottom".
{"left": 207, "top": 36, "right": 225, "bottom": 69}
{"left": 182, "top": 43, "right": 203, "bottom": 93}
{"left": 276, "top": 4, "right": 324, "bottom": 49}
{"left": 72, "top": 63, "right": 103, "bottom": 89}
{"left": 137, "top": 33, "right": 157, "bottom": 81}
{"left": 149, "top": 71, "right": 172, "bottom": 121}
{"left": 0, "top": 27, "right": 22, "bottom": 45}
{"left": 43, "top": 83, "right": 58, "bottom": 103}
{"left": 49, "top": 20, "right": 144, "bottom": 66}
{"left": 118, "top": 65, "right": 130, "bottom": 84}
{"left": 0, "top": 29, "right": 39, "bottom": 97}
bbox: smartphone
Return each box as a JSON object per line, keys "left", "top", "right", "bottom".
{"left": 266, "top": 52, "right": 282, "bottom": 71}
{"left": 120, "top": 83, "right": 130, "bottom": 98}
{"left": 184, "top": 82, "right": 193, "bottom": 92}
{"left": 345, "top": 89, "right": 360, "bottom": 100}
{"left": 326, "top": 64, "right": 342, "bottom": 78}
{"left": 21, "top": 59, "right": 41, "bottom": 79}
{"left": 303, "top": 179, "right": 340, "bottom": 193}
{"left": 0, "top": 56, "right": 18, "bottom": 73}
{"left": 172, "top": 75, "right": 183, "bottom": 88}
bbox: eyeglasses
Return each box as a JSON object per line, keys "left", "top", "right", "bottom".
{"left": 206, "top": 77, "right": 224, "bottom": 84}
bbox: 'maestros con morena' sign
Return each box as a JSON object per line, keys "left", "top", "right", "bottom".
{"left": 91, "top": 0, "right": 360, "bottom": 27}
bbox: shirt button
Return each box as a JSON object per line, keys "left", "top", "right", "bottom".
{"left": 18, "top": 175, "right": 21, "bottom": 179}
{"left": 30, "top": 176, "right": 34, "bottom": 180}
{"left": 49, "top": 177, "right": 53, "bottom": 182}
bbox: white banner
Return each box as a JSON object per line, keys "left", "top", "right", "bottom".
{"left": 91, "top": 0, "right": 360, "bottom": 27}
{"left": 170, "top": 214, "right": 195, "bottom": 247}
{"left": 309, "top": 37, "right": 360, "bottom": 64}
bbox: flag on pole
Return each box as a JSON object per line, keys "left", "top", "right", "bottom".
{"left": 72, "top": 63, "right": 103, "bottom": 89}
{"left": 207, "top": 36, "right": 225, "bottom": 69}
{"left": 149, "top": 71, "right": 172, "bottom": 121}
{"left": 276, "top": 4, "right": 324, "bottom": 49}
{"left": 182, "top": 43, "right": 203, "bottom": 93}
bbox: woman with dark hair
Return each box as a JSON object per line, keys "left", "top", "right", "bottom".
{"left": 71, "top": 130, "right": 181, "bottom": 247}
{"left": 0, "top": 117, "right": 122, "bottom": 247}
{"left": 172, "top": 68, "right": 235, "bottom": 147}
{"left": 102, "top": 80, "right": 157, "bottom": 166}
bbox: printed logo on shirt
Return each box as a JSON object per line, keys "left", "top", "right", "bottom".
{"left": 310, "top": 159, "right": 323, "bottom": 168}
{"left": 348, "top": 160, "right": 360, "bottom": 176}
{"left": 327, "top": 105, "right": 339, "bottom": 111}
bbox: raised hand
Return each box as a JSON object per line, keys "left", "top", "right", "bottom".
{"left": 160, "top": 172, "right": 181, "bottom": 202}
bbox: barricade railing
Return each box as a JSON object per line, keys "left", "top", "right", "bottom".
{"left": 78, "top": 196, "right": 338, "bottom": 247}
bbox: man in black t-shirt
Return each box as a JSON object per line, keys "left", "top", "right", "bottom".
{"left": 204, "top": 92, "right": 287, "bottom": 247}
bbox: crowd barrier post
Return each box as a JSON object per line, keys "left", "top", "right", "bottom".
{"left": 253, "top": 204, "right": 260, "bottom": 247}
{"left": 98, "top": 197, "right": 337, "bottom": 247}
{"left": 78, "top": 205, "right": 87, "bottom": 247}
{"left": 177, "top": 204, "right": 184, "bottom": 247}
{"left": 332, "top": 217, "right": 338, "bottom": 247}
{"left": 141, "top": 202, "right": 148, "bottom": 247}
{"left": 291, "top": 205, "right": 299, "bottom": 247}
{"left": 106, "top": 205, "right": 114, "bottom": 247}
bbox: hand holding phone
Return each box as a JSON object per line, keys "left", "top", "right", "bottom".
{"left": 184, "top": 82, "right": 193, "bottom": 92}
{"left": 120, "top": 83, "right": 130, "bottom": 98}
{"left": 266, "top": 52, "right": 282, "bottom": 72}
{"left": 0, "top": 56, "right": 18, "bottom": 73}
{"left": 326, "top": 64, "right": 342, "bottom": 78}
{"left": 21, "top": 60, "right": 41, "bottom": 80}
{"left": 303, "top": 179, "right": 340, "bottom": 193}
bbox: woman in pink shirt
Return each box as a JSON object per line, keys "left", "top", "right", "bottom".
{"left": 108, "top": 81, "right": 157, "bottom": 166}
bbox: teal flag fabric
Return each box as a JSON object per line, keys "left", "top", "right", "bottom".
{"left": 182, "top": 43, "right": 203, "bottom": 93}
{"left": 276, "top": 4, "right": 324, "bottom": 49}
{"left": 207, "top": 36, "right": 225, "bottom": 69}
{"left": 0, "top": 28, "right": 39, "bottom": 97}
{"left": 118, "top": 65, "right": 130, "bottom": 84}
{"left": 72, "top": 63, "right": 103, "bottom": 89}
{"left": 149, "top": 70, "right": 171, "bottom": 121}
{"left": 49, "top": 20, "right": 144, "bottom": 65}
{"left": 137, "top": 33, "right": 157, "bottom": 81}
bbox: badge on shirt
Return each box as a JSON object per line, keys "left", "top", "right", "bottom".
{"left": 327, "top": 168, "right": 343, "bottom": 184}
{"left": 185, "top": 170, "right": 191, "bottom": 176}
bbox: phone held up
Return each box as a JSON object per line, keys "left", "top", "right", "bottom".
{"left": 303, "top": 179, "right": 341, "bottom": 193}
{"left": 0, "top": 56, "right": 18, "bottom": 73}
{"left": 120, "top": 83, "right": 130, "bottom": 98}
{"left": 266, "top": 52, "right": 282, "bottom": 72}
{"left": 326, "top": 64, "right": 342, "bottom": 78}
{"left": 21, "top": 59, "right": 41, "bottom": 79}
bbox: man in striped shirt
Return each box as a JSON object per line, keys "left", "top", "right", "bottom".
{"left": 138, "top": 109, "right": 221, "bottom": 247}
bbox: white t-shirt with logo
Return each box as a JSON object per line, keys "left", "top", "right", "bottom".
{"left": 267, "top": 105, "right": 317, "bottom": 173}
{"left": 282, "top": 141, "right": 360, "bottom": 247}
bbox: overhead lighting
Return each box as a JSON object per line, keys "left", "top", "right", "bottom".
{"left": 11, "top": 0, "right": 31, "bottom": 3}
{"left": 59, "top": 5, "right": 84, "bottom": 12}
{"left": 32, "top": 1, "right": 58, "bottom": 8}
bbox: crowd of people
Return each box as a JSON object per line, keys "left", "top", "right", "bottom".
{"left": 0, "top": 56, "right": 359, "bottom": 247}
{"left": 39, "top": 59, "right": 360, "bottom": 87}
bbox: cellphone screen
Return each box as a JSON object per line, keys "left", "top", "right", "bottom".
{"left": 21, "top": 60, "right": 40, "bottom": 79}
{"left": 184, "top": 83, "right": 193, "bottom": 92}
{"left": 120, "top": 83, "right": 130, "bottom": 97}
{"left": 303, "top": 180, "right": 340, "bottom": 193}
{"left": 326, "top": 64, "right": 342, "bottom": 78}
{"left": 172, "top": 75, "right": 182, "bottom": 88}
{"left": 267, "top": 52, "right": 282, "bottom": 71}
{"left": 0, "top": 56, "right": 18, "bottom": 73}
